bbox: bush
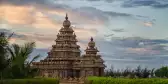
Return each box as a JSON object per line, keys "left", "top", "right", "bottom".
{"left": 0, "top": 78, "right": 59, "bottom": 84}
{"left": 155, "top": 66, "right": 168, "bottom": 78}
{"left": 86, "top": 77, "right": 168, "bottom": 84}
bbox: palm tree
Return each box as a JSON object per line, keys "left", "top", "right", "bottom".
{"left": 0, "top": 32, "right": 13, "bottom": 79}
{"left": 7, "top": 42, "right": 40, "bottom": 78}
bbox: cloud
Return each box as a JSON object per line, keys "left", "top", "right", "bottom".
{"left": 126, "top": 47, "right": 160, "bottom": 55}
{"left": 135, "top": 15, "right": 156, "bottom": 22}
{"left": 108, "top": 37, "right": 168, "bottom": 56}
{"left": 87, "top": 0, "right": 101, "bottom": 1}
{"left": 104, "top": 34, "right": 114, "bottom": 38}
{"left": 121, "top": 0, "right": 168, "bottom": 8}
{"left": 0, "top": 4, "right": 64, "bottom": 29}
{"left": 0, "top": 5, "right": 34, "bottom": 25}
{"left": 1, "top": 0, "right": 138, "bottom": 30}
{"left": 135, "top": 15, "right": 156, "bottom": 26}
{"left": 153, "top": 4, "right": 168, "bottom": 8}
{"left": 111, "top": 29, "right": 125, "bottom": 32}
{"left": 122, "top": 0, "right": 158, "bottom": 7}
{"left": 111, "top": 37, "right": 168, "bottom": 47}
{"left": 73, "top": 27, "right": 98, "bottom": 39}
{"left": 105, "top": 0, "right": 117, "bottom": 3}
{"left": 104, "top": 11, "right": 132, "bottom": 17}
{"left": 86, "top": 0, "right": 118, "bottom": 3}
{"left": 0, "top": 0, "right": 74, "bottom": 27}
{"left": 0, "top": 3, "right": 106, "bottom": 30}
{"left": 78, "top": 7, "right": 132, "bottom": 18}
{"left": 0, "top": 29, "right": 26, "bottom": 39}
{"left": 1, "top": 0, "right": 47, "bottom": 5}
{"left": 143, "top": 22, "right": 153, "bottom": 27}
{"left": 0, "top": 29, "right": 29, "bottom": 44}
{"left": 84, "top": 36, "right": 168, "bottom": 57}
{"left": 0, "top": 29, "right": 11, "bottom": 32}
{"left": 1, "top": 0, "right": 66, "bottom": 9}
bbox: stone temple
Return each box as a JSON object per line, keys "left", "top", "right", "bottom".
{"left": 32, "top": 14, "right": 106, "bottom": 78}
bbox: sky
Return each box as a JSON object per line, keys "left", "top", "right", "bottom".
{"left": 0, "top": 0, "right": 168, "bottom": 69}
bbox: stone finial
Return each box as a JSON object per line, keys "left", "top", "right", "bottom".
{"left": 65, "top": 13, "right": 68, "bottom": 20}
{"left": 90, "top": 37, "right": 93, "bottom": 41}
{"left": 63, "top": 13, "right": 71, "bottom": 27}
{"left": 88, "top": 37, "right": 95, "bottom": 48}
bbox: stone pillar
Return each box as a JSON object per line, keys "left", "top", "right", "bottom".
{"left": 53, "top": 70, "right": 57, "bottom": 78}
{"left": 65, "top": 70, "right": 67, "bottom": 78}
{"left": 56, "top": 70, "right": 58, "bottom": 77}
{"left": 80, "top": 70, "right": 85, "bottom": 77}
{"left": 63, "top": 70, "right": 66, "bottom": 78}
{"left": 85, "top": 70, "right": 88, "bottom": 77}
{"left": 58, "top": 70, "right": 60, "bottom": 78}
{"left": 59, "top": 70, "right": 63, "bottom": 78}
{"left": 73, "top": 70, "right": 76, "bottom": 77}
{"left": 95, "top": 68, "right": 99, "bottom": 76}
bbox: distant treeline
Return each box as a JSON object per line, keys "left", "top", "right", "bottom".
{"left": 104, "top": 66, "right": 168, "bottom": 78}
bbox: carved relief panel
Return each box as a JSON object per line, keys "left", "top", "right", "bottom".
{"left": 88, "top": 70, "right": 93, "bottom": 76}
{"left": 84, "top": 70, "right": 93, "bottom": 77}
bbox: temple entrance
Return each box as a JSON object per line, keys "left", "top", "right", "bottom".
{"left": 74, "top": 70, "right": 80, "bottom": 78}
{"left": 99, "top": 68, "right": 102, "bottom": 76}
{"left": 67, "top": 69, "right": 73, "bottom": 77}
{"left": 67, "top": 70, "right": 80, "bottom": 78}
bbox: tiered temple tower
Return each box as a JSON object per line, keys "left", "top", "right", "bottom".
{"left": 32, "top": 14, "right": 106, "bottom": 78}
{"left": 80, "top": 37, "right": 105, "bottom": 77}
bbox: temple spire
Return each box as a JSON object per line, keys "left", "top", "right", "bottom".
{"left": 90, "top": 37, "right": 93, "bottom": 41}
{"left": 87, "top": 37, "right": 95, "bottom": 48}
{"left": 65, "top": 13, "right": 68, "bottom": 20}
{"left": 63, "top": 13, "right": 71, "bottom": 27}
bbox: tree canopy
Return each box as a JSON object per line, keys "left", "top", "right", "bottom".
{"left": 0, "top": 32, "right": 40, "bottom": 79}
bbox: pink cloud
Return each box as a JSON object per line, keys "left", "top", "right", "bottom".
{"left": 9, "top": 38, "right": 16, "bottom": 44}
{"left": 143, "top": 22, "right": 153, "bottom": 27}
{"left": 126, "top": 47, "right": 160, "bottom": 55}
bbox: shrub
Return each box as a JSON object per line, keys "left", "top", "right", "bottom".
{"left": 155, "top": 66, "right": 168, "bottom": 78}
{"left": 0, "top": 78, "right": 59, "bottom": 84}
{"left": 86, "top": 77, "right": 168, "bottom": 84}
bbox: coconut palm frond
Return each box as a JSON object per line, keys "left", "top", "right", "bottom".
{"left": 21, "top": 42, "right": 35, "bottom": 60}
{"left": 7, "top": 32, "right": 14, "bottom": 40}
{"left": 27, "top": 55, "right": 40, "bottom": 67}
{"left": 8, "top": 44, "right": 20, "bottom": 60}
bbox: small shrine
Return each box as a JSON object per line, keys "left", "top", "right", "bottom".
{"left": 32, "top": 14, "right": 106, "bottom": 78}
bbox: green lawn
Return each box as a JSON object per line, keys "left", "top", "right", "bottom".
{"left": 0, "top": 78, "right": 59, "bottom": 84}
{"left": 87, "top": 77, "right": 168, "bottom": 84}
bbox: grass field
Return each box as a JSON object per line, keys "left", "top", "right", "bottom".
{"left": 0, "top": 78, "right": 59, "bottom": 84}
{"left": 87, "top": 77, "right": 168, "bottom": 84}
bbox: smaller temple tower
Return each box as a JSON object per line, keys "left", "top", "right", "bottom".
{"left": 80, "top": 37, "right": 106, "bottom": 77}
